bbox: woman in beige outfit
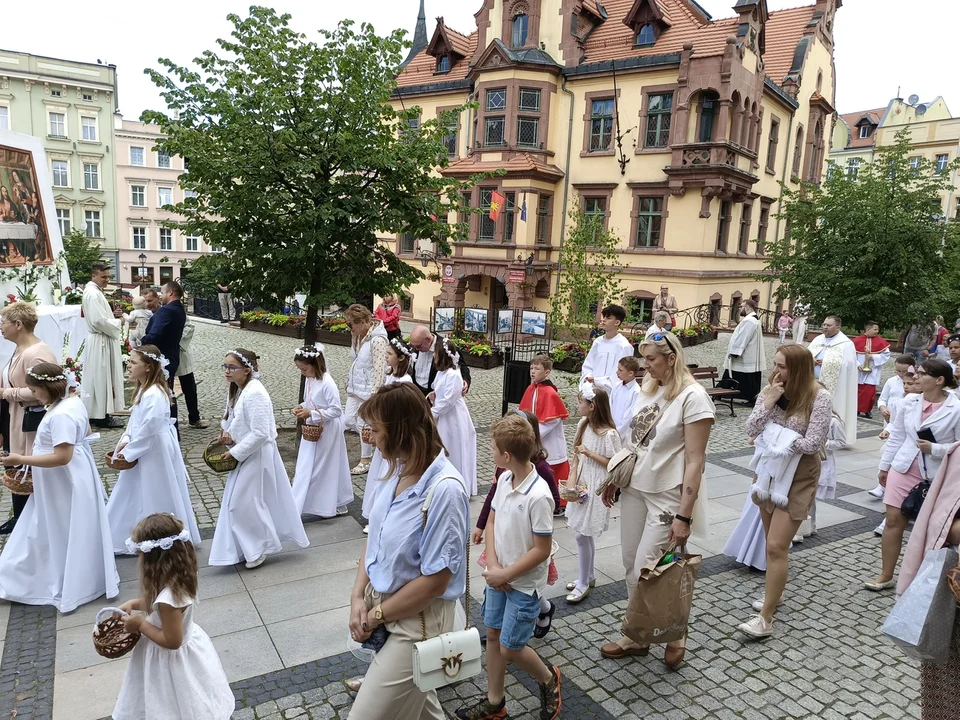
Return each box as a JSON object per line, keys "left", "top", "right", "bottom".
{"left": 0, "top": 302, "right": 58, "bottom": 533}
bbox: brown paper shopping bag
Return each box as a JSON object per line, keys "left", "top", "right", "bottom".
{"left": 621, "top": 548, "right": 701, "bottom": 646}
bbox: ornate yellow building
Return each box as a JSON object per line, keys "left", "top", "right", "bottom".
{"left": 389, "top": 0, "right": 840, "bottom": 324}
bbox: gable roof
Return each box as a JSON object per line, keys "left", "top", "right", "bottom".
{"left": 426, "top": 19, "right": 474, "bottom": 59}
{"left": 838, "top": 107, "right": 886, "bottom": 149}
{"left": 397, "top": 28, "right": 478, "bottom": 89}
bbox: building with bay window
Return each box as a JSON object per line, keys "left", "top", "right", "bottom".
{"left": 388, "top": 0, "right": 840, "bottom": 324}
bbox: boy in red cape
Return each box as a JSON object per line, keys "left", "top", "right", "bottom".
{"left": 853, "top": 321, "right": 892, "bottom": 419}
{"left": 520, "top": 355, "right": 570, "bottom": 515}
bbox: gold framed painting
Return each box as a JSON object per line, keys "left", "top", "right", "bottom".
{"left": 0, "top": 144, "right": 54, "bottom": 266}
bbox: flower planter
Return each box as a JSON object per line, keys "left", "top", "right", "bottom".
{"left": 243, "top": 320, "right": 303, "bottom": 339}
{"left": 686, "top": 335, "right": 700, "bottom": 346}
{"left": 678, "top": 335, "right": 690, "bottom": 348}
{"left": 315, "top": 329, "right": 352, "bottom": 347}
{"left": 553, "top": 357, "right": 584, "bottom": 374}
{"left": 460, "top": 351, "right": 503, "bottom": 370}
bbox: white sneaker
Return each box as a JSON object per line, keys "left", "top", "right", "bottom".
{"left": 245, "top": 555, "right": 265, "bottom": 569}
{"left": 800, "top": 516, "right": 812, "bottom": 538}
{"left": 792, "top": 531, "right": 803, "bottom": 544}
{"left": 874, "top": 519, "right": 886, "bottom": 536}
{"left": 737, "top": 615, "right": 773, "bottom": 639}
{"left": 351, "top": 461, "right": 371, "bottom": 475}
{"left": 363, "top": 525, "right": 370, "bottom": 535}
{"left": 751, "top": 593, "right": 785, "bottom": 612}
{"left": 868, "top": 485, "right": 885, "bottom": 499}
{"left": 336, "top": 505, "right": 349, "bottom": 516}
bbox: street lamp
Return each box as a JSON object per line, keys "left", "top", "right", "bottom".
{"left": 138, "top": 253, "right": 147, "bottom": 286}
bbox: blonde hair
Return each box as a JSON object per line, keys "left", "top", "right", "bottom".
{"left": 766, "top": 343, "right": 820, "bottom": 423}
{"left": 638, "top": 332, "right": 694, "bottom": 400}
{"left": 1, "top": 302, "right": 39, "bottom": 332}
{"left": 344, "top": 304, "right": 373, "bottom": 325}
{"left": 491, "top": 414, "right": 537, "bottom": 465}
{"left": 131, "top": 514, "right": 198, "bottom": 611}
{"left": 131, "top": 344, "right": 171, "bottom": 406}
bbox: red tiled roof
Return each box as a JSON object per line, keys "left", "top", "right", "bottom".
{"left": 761, "top": 5, "right": 820, "bottom": 85}
{"left": 442, "top": 153, "right": 565, "bottom": 182}
{"left": 838, "top": 108, "right": 887, "bottom": 149}
{"left": 444, "top": 26, "right": 474, "bottom": 58}
{"left": 397, "top": 29, "right": 478, "bottom": 88}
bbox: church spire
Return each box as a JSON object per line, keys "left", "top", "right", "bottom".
{"left": 402, "top": 0, "right": 429, "bottom": 68}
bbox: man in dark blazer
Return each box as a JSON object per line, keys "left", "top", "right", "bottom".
{"left": 142, "top": 281, "right": 187, "bottom": 380}
{"left": 408, "top": 324, "right": 471, "bottom": 396}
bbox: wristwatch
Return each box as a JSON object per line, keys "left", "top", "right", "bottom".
{"left": 375, "top": 604, "right": 385, "bottom": 623}
{"left": 674, "top": 514, "right": 692, "bottom": 525}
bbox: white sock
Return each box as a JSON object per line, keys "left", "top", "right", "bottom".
{"left": 535, "top": 596, "right": 552, "bottom": 627}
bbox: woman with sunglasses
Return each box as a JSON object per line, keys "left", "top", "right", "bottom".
{"left": 209, "top": 349, "right": 308, "bottom": 570}
{"left": 866, "top": 358, "right": 960, "bottom": 591}
{"left": 599, "top": 331, "right": 715, "bottom": 669}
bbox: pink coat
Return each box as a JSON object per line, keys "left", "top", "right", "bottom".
{"left": 898, "top": 440, "right": 960, "bottom": 595}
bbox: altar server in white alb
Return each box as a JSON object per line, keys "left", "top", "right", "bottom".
{"left": 210, "top": 349, "right": 308, "bottom": 569}
{"left": 106, "top": 345, "right": 201, "bottom": 554}
{"left": 723, "top": 299, "right": 766, "bottom": 405}
{"left": 430, "top": 337, "right": 477, "bottom": 495}
{"left": 581, "top": 304, "right": 634, "bottom": 388}
{"left": 81, "top": 261, "right": 126, "bottom": 427}
{"left": 290, "top": 344, "right": 353, "bottom": 519}
{"left": 807, "top": 315, "right": 858, "bottom": 445}
{"left": 607, "top": 355, "right": 643, "bottom": 442}
{"left": 0, "top": 363, "right": 119, "bottom": 612}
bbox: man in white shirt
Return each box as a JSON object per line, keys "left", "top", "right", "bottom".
{"left": 723, "top": 299, "right": 766, "bottom": 405}
{"left": 644, "top": 311, "right": 670, "bottom": 340}
{"left": 582, "top": 305, "right": 634, "bottom": 388}
{"left": 408, "top": 324, "right": 470, "bottom": 396}
{"left": 807, "top": 315, "right": 858, "bottom": 445}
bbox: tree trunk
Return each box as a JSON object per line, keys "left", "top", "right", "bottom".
{"left": 297, "top": 268, "right": 324, "bottom": 406}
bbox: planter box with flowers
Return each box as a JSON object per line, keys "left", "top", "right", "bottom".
{"left": 550, "top": 342, "right": 590, "bottom": 374}
{"left": 239, "top": 310, "right": 304, "bottom": 339}
{"left": 316, "top": 317, "right": 353, "bottom": 347}
{"left": 450, "top": 333, "right": 503, "bottom": 369}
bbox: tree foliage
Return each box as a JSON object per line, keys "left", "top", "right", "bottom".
{"left": 178, "top": 253, "right": 228, "bottom": 298}
{"left": 142, "top": 7, "right": 475, "bottom": 344}
{"left": 550, "top": 198, "right": 625, "bottom": 341}
{"left": 760, "top": 130, "right": 960, "bottom": 332}
{"left": 61, "top": 228, "right": 105, "bottom": 285}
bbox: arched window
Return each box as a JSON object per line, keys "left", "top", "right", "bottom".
{"left": 512, "top": 14, "right": 528, "bottom": 47}
{"left": 698, "top": 91, "right": 720, "bottom": 143}
{"left": 636, "top": 24, "right": 655, "bottom": 46}
{"left": 792, "top": 126, "right": 804, "bottom": 176}
{"left": 809, "top": 121, "right": 823, "bottom": 180}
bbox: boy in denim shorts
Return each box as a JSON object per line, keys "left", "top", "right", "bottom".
{"left": 455, "top": 415, "right": 561, "bottom": 720}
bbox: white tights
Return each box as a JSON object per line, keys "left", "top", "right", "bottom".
{"left": 575, "top": 532, "right": 596, "bottom": 591}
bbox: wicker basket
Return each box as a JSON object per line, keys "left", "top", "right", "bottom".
{"left": 947, "top": 565, "right": 960, "bottom": 604}
{"left": 3, "top": 467, "right": 33, "bottom": 495}
{"left": 93, "top": 607, "right": 140, "bottom": 659}
{"left": 105, "top": 451, "right": 138, "bottom": 471}
{"left": 203, "top": 440, "right": 238, "bottom": 473}
{"left": 301, "top": 423, "right": 323, "bottom": 442}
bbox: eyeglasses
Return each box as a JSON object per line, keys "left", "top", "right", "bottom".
{"left": 221, "top": 364, "right": 243, "bottom": 372}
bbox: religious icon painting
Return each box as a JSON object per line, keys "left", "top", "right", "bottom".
{"left": 0, "top": 144, "right": 55, "bottom": 266}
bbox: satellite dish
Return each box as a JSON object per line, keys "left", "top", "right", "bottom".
{"left": 908, "top": 94, "right": 920, "bottom": 105}
{"left": 917, "top": 104, "right": 927, "bottom": 115}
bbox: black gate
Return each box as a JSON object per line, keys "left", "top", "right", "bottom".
{"left": 498, "top": 308, "right": 552, "bottom": 416}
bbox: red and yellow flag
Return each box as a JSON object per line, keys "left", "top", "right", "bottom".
{"left": 489, "top": 191, "right": 506, "bottom": 221}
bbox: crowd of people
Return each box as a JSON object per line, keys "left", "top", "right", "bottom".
{"left": 0, "top": 284, "right": 956, "bottom": 719}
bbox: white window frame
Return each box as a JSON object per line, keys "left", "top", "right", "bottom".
{"left": 49, "top": 111, "right": 66, "bottom": 138}
{"left": 858, "top": 124, "right": 871, "bottom": 139}
{"left": 936, "top": 154, "right": 949, "bottom": 173}
{"left": 157, "top": 150, "right": 171, "bottom": 169}
{"left": 157, "top": 187, "right": 173, "bottom": 208}
{"left": 83, "top": 162, "right": 101, "bottom": 191}
{"left": 56, "top": 208, "right": 71, "bottom": 236}
{"left": 0, "top": 105, "right": 9, "bottom": 131}
{"left": 130, "top": 185, "right": 146, "bottom": 208}
{"left": 847, "top": 157, "right": 861, "bottom": 179}
{"left": 84, "top": 210, "right": 101, "bottom": 238}
{"left": 130, "top": 146, "right": 145, "bottom": 166}
{"left": 159, "top": 228, "right": 173, "bottom": 251}
{"left": 185, "top": 235, "right": 199, "bottom": 252}
{"left": 80, "top": 116, "right": 98, "bottom": 142}
{"left": 132, "top": 226, "right": 147, "bottom": 250}
{"left": 51, "top": 160, "right": 69, "bottom": 188}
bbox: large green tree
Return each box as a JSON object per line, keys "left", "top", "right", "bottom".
{"left": 143, "top": 7, "right": 473, "bottom": 343}
{"left": 759, "top": 130, "right": 960, "bottom": 331}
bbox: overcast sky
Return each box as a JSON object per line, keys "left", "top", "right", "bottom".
{"left": 3, "top": 1, "right": 957, "bottom": 118}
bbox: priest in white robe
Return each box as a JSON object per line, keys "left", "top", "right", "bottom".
{"left": 853, "top": 321, "right": 891, "bottom": 419}
{"left": 81, "top": 263, "right": 125, "bottom": 427}
{"left": 723, "top": 299, "right": 766, "bottom": 405}
{"left": 807, "top": 315, "right": 858, "bottom": 445}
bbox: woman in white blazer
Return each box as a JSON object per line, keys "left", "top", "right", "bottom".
{"left": 866, "top": 359, "right": 960, "bottom": 591}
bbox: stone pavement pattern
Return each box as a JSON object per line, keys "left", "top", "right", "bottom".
{"left": 0, "top": 322, "right": 919, "bottom": 719}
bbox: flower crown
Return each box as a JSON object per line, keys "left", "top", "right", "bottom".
{"left": 230, "top": 350, "right": 261, "bottom": 379}
{"left": 295, "top": 343, "right": 325, "bottom": 359}
{"left": 135, "top": 349, "right": 170, "bottom": 371}
{"left": 579, "top": 381, "right": 596, "bottom": 401}
{"left": 441, "top": 337, "right": 460, "bottom": 366}
{"left": 390, "top": 337, "right": 414, "bottom": 357}
{"left": 124, "top": 527, "right": 190, "bottom": 554}
{"left": 27, "top": 369, "right": 65, "bottom": 382}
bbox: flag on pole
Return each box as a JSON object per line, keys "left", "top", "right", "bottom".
{"left": 489, "top": 191, "right": 506, "bottom": 221}
{"left": 520, "top": 193, "right": 527, "bottom": 222}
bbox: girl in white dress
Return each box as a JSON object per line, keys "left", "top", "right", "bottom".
{"left": 564, "top": 383, "right": 620, "bottom": 604}
{"left": 430, "top": 337, "right": 477, "bottom": 496}
{"left": 362, "top": 338, "right": 415, "bottom": 524}
{"left": 0, "top": 362, "right": 119, "bottom": 612}
{"left": 291, "top": 344, "right": 353, "bottom": 518}
{"left": 106, "top": 345, "right": 201, "bottom": 553}
{"left": 209, "top": 349, "right": 309, "bottom": 569}
{"left": 113, "top": 513, "right": 234, "bottom": 720}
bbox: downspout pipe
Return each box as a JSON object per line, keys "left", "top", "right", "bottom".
{"left": 556, "top": 74, "right": 576, "bottom": 294}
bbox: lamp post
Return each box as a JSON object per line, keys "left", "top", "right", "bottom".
{"left": 138, "top": 253, "right": 147, "bottom": 288}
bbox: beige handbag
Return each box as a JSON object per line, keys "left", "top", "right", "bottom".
{"left": 412, "top": 477, "right": 482, "bottom": 692}
{"left": 599, "top": 399, "right": 674, "bottom": 494}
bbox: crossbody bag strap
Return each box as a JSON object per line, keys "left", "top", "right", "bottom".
{"left": 419, "top": 475, "right": 470, "bottom": 642}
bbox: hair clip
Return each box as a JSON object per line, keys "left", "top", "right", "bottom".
{"left": 579, "top": 381, "right": 596, "bottom": 401}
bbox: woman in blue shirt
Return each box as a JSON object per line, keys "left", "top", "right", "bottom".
{"left": 347, "top": 383, "right": 470, "bottom": 719}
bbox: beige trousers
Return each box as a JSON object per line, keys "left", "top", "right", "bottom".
{"left": 619, "top": 484, "right": 686, "bottom": 649}
{"left": 348, "top": 584, "right": 456, "bottom": 720}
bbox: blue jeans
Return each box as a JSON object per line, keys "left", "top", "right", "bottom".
{"left": 481, "top": 586, "right": 541, "bottom": 651}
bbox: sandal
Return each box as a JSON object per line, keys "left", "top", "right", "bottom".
{"left": 565, "top": 578, "right": 596, "bottom": 591}
{"left": 533, "top": 600, "right": 556, "bottom": 639}
{"left": 566, "top": 585, "right": 591, "bottom": 604}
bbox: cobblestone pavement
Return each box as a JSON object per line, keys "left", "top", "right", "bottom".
{"left": 0, "top": 321, "right": 916, "bottom": 720}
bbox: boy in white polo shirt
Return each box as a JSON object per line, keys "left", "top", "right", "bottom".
{"left": 456, "top": 415, "right": 561, "bottom": 720}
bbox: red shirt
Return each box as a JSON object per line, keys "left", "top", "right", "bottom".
{"left": 374, "top": 303, "right": 401, "bottom": 331}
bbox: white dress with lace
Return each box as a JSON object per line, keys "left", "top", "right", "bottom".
{"left": 565, "top": 423, "right": 622, "bottom": 537}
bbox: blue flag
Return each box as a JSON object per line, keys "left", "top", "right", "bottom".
{"left": 520, "top": 194, "right": 527, "bottom": 222}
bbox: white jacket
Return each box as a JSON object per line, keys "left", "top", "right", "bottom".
{"left": 880, "top": 392, "right": 960, "bottom": 478}
{"left": 221, "top": 379, "right": 277, "bottom": 463}
{"left": 347, "top": 321, "right": 389, "bottom": 400}
{"left": 749, "top": 423, "right": 803, "bottom": 508}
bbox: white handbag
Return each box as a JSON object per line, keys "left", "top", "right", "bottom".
{"left": 412, "top": 477, "right": 482, "bottom": 692}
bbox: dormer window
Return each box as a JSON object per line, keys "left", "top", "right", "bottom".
{"left": 636, "top": 24, "right": 655, "bottom": 46}
{"left": 436, "top": 54, "right": 451, "bottom": 73}
{"left": 859, "top": 124, "right": 873, "bottom": 139}
{"left": 512, "top": 14, "right": 529, "bottom": 47}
